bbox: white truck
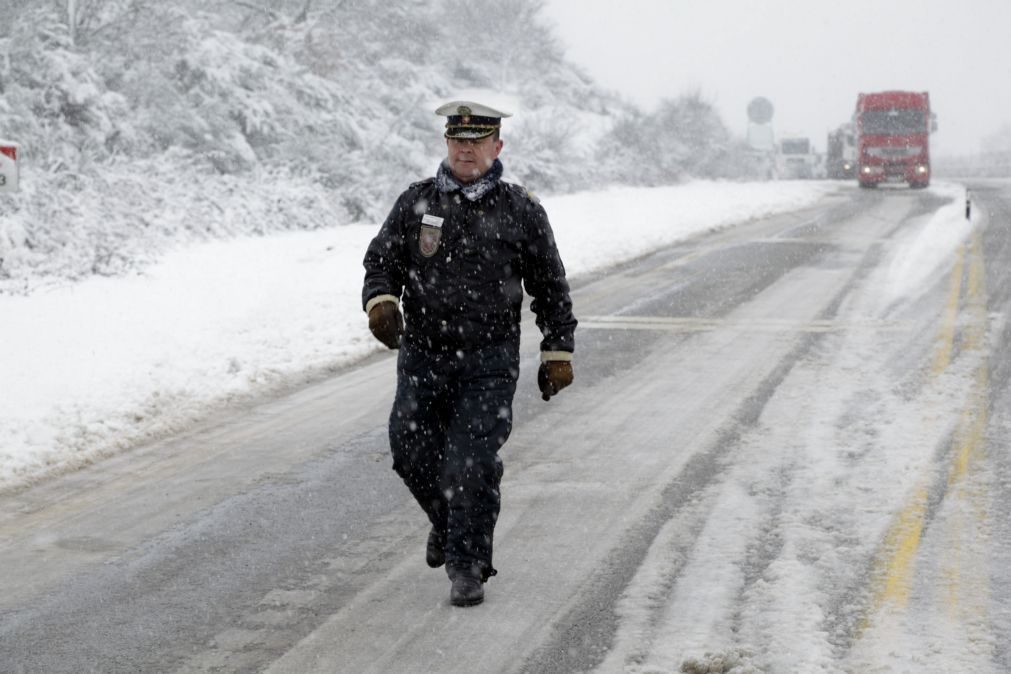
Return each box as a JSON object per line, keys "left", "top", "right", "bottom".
{"left": 826, "top": 123, "right": 857, "bottom": 179}
{"left": 775, "top": 136, "right": 819, "bottom": 179}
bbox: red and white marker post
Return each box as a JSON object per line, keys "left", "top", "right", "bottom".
{"left": 1, "top": 140, "right": 19, "bottom": 193}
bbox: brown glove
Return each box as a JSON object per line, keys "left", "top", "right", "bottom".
{"left": 538, "top": 361, "right": 573, "bottom": 401}
{"left": 368, "top": 301, "right": 404, "bottom": 350}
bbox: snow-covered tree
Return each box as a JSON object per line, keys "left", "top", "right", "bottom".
{"left": 0, "top": 0, "right": 737, "bottom": 292}
{"left": 595, "top": 92, "right": 734, "bottom": 185}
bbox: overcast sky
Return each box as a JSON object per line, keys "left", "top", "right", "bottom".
{"left": 542, "top": 0, "right": 1011, "bottom": 156}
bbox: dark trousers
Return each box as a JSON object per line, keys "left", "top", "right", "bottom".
{"left": 389, "top": 341, "right": 519, "bottom": 578}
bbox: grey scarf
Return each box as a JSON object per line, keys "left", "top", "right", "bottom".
{"left": 435, "top": 158, "right": 503, "bottom": 202}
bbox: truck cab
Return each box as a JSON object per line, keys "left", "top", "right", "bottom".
{"left": 855, "top": 91, "right": 934, "bottom": 189}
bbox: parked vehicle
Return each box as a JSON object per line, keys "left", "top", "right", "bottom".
{"left": 854, "top": 91, "right": 935, "bottom": 188}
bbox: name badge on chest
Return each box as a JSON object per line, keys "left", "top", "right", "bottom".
{"left": 419, "top": 213, "right": 444, "bottom": 257}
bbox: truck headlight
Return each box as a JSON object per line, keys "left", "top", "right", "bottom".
{"left": 915, "top": 165, "right": 928, "bottom": 174}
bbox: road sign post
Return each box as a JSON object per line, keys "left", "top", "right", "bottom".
{"left": 1, "top": 141, "right": 20, "bottom": 193}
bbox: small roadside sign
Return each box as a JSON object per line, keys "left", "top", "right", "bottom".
{"left": 1, "top": 140, "right": 19, "bottom": 193}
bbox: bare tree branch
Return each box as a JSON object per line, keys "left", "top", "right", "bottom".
{"left": 295, "top": 0, "right": 313, "bottom": 24}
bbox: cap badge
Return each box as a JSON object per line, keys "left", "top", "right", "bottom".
{"left": 457, "top": 105, "right": 472, "bottom": 115}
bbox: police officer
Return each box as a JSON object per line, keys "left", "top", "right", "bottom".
{"left": 362, "top": 100, "right": 577, "bottom": 607}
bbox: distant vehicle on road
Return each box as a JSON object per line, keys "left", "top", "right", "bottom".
{"left": 854, "top": 91, "right": 936, "bottom": 189}
{"left": 826, "top": 123, "right": 856, "bottom": 179}
{"left": 776, "top": 136, "right": 819, "bottom": 179}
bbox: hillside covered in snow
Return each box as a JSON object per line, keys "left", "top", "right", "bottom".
{"left": 0, "top": 0, "right": 752, "bottom": 293}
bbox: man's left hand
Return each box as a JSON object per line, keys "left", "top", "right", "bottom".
{"left": 538, "top": 361, "right": 573, "bottom": 401}
{"left": 368, "top": 301, "right": 404, "bottom": 349}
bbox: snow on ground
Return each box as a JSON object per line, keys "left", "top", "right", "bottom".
{"left": 591, "top": 180, "right": 978, "bottom": 672}
{"left": 877, "top": 182, "right": 975, "bottom": 310}
{"left": 0, "top": 178, "right": 898, "bottom": 494}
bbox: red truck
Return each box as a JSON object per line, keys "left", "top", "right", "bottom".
{"left": 854, "top": 91, "right": 935, "bottom": 189}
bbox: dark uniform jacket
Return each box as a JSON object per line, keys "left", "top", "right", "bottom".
{"left": 362, "top": 171, "right": 576, "bottom": 354}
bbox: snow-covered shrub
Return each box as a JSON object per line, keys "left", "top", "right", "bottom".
{"left": 0, "top": 6, "right": 131, "bottom": 167}
{"left": 506, "top": 107, "right": 585, "bottom": 194}
{"left": 0, "top": 153, "right": 346, "bottom": 289}
{"left": 0, "top": 0, "right": 745, "bottom": 294}
{"left": 595, "top": 92, "right": 734, "bottom": 185}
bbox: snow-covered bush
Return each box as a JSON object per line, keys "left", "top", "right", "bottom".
{"left": 0, "top": 0, "right": 743, "bottom": 294}
{"left": 0, "top": 6, "right": 132, "bottom": 166}
{"left": 595, "top": 92, "right": 735, "bottom": 186}
{"left": 0, "top": 153, "right": 345, "bottom": 288}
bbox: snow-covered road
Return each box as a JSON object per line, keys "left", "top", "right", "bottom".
{"left": 0, "top": 181, "right": 831, "bottom": 493}
{"left": 3, "top": 180, "right": 1010, "bottom": 673}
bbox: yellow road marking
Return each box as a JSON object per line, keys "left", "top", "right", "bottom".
{"left": 876, "top": 484, "right": 929, "bottom": 607}
{"left": 859, "top": 227, "right": 992, "bottom": 641}
{"left": 964, "top": 232, "right": 987, "bottom": 352}
{"left": 941, "top": 230, "right": 991, "bottom": 622}
{"left": 931, "top": 243, "right": 965, "bottom": 375}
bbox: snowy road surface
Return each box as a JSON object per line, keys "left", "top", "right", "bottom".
{"left": 2, "top": 181, "right": 1010, "bottom": 672}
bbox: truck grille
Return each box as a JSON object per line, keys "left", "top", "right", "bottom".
{"left": 866, "top": 146, "right": 922, "bottom": 158}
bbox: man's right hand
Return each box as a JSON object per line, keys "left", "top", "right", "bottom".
{"left": 368, "top": 301, "right": 404, "bottom": 349}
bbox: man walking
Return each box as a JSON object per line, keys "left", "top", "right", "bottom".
{"left": 362, "top": 100, "right": 577, "bottom": 606}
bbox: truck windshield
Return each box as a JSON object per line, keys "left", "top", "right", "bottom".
{"left": 860, "top": 109, "right": 926, "bottom": 135}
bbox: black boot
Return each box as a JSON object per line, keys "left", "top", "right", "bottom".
{"left": 448, "top": 564, "right": 484, "bottom": 607}
{"left": 426, "top": 527, "right": 446, "bottom": 568}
